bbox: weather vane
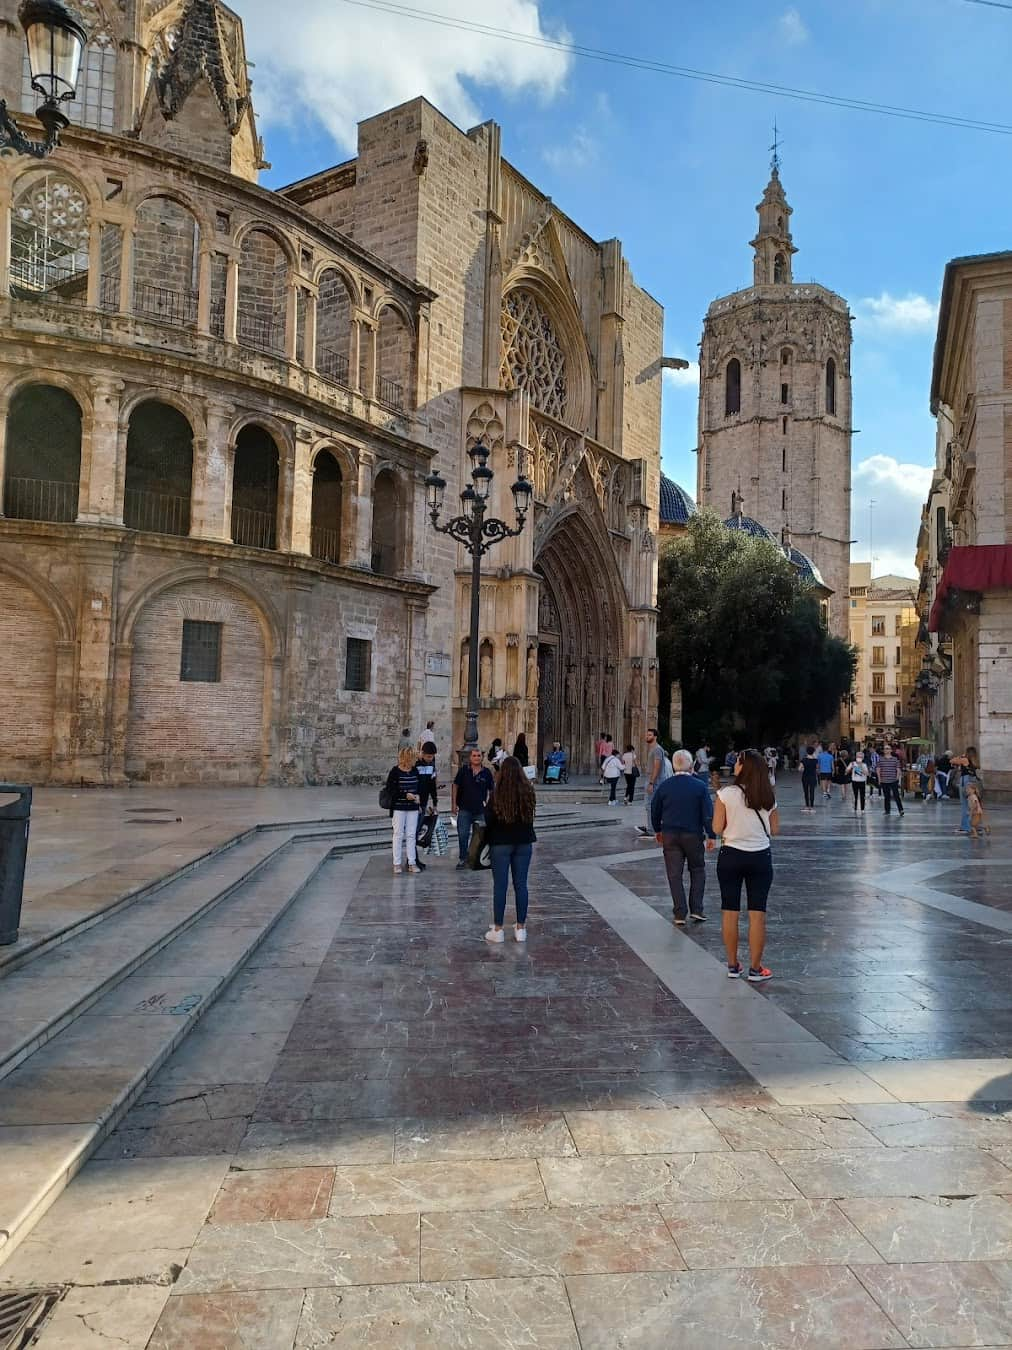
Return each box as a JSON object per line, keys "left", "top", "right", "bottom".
{"left": 769, "top": 121, "right": 782, "bottom": 174}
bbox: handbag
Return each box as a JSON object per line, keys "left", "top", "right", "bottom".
{"left": 416, "top": 814, "right": 436, "bottom": 849}
{"left": 430, "top": 817, "right": 450, "bottom": 857}
{"left": 467, "top": 821, "right": 491, "bottom": 870}
{"left": 378, "top": 784, "right": 395, "bottom": 811}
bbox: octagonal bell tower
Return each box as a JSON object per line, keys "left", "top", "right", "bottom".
{"left": 696, "top": 156, "right": 853, "bottom": 643}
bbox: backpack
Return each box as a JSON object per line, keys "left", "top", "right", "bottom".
{"left": 378, "top": 782, "right": 395, "bottom": 811}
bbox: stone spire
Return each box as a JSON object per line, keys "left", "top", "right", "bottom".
{"left": 138, "top": 0, "right": 266, "bottom": 180}
{"left": 750, "top": 163, "right": 797, "bottom": 287}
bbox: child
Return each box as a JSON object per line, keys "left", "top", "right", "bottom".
{"left": 966, "top": 783, "right": 990, "bottom": 838}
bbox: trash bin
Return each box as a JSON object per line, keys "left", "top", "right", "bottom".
{"left": 0, "top": 784, "right": 31, "bottom": 946}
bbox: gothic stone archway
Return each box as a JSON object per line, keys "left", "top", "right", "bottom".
{"left": 535, "top": 505, "right": 627, "bottom": 774}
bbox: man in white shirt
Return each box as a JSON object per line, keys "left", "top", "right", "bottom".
{"left": 416, "top": 720, "right": 436, "bottom": 752}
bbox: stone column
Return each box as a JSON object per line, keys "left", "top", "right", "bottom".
{"left": 86, "top": 220, "right": 102, "bottom": 309}
{"left": 224, "top": 256, "right": 239, "bottom": 344}
{"left": 108, "top": 641, "right": 133, "bottom": 786}
{"left": 0, "top": 410, "right": 7, "bottom": 516}
{"left": 358, "top": 317, "right": 376, "bottom": 399}
{"left": 68, "top": 542, "right": 118, "bottom": 783}
{"left": 303, "top": 291, "right": 318, "bottom": 372}
{"left": 190, "top": 402, "right": 234, "bottom": 541}
{"left": 0, "top": 188, "right": 11, "bottom": 287}
{"left": 348, "top": 318, "right": 362, "bottom": 393}
{"left": 289, "top": 426, "right": 314, "bottom": 556}
{"left": 352, "top": 450, "right": 375, "bottom": 567}
{"left": 118, "top": 228, "right": 134, "bottom": 315}
{"left": 285, "top": 282, "right": 299, "bottom": 362}
{"left": 196, "top": 249, "right": 212, "bottom": 335}
{"left": 78, "top": 377, "right": 124, "bottom": 523}
{"left": 50, "top": 638, "right": 79, "bottom": 784}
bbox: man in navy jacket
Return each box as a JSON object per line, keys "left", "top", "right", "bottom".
{"left": 650, "top": 748, "right": 716, "bottom": 924}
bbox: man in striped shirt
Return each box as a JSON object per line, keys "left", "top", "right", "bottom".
{"left": 877, "top": 744, "right": 904, "bottom": 816}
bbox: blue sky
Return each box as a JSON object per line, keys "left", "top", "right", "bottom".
{"left": 241, "top": 0, "right": 1012, "bottom": 576}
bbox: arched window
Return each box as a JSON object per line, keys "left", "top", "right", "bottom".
{"left": 310, "top": 450, "right": 343, "bottom": 564}
{"left": 371, "top": 469, "right": 399, "bottom": 575}
{"left": 826, "top": 357, "right": 837, "bottom": 415}
{"left": 316, "top": 269, "right": 353, "bottom": 386}
{"left": 124, "top": 401, "right": 193, "bottom": 536}
{"left": 3, "top": 384, "right": 81, "bottom": 521}
{"left": 22, "top": 30, "right": 116, "bottom": 132}
{"left": 132, "top": 196, "right": 200, "bottom": 328}
{"left": 773, "top": 253, "right": 787, "bottom": 284}
{"left": 231, "top": 425, "right": 279, "bottom": 550}
{"left": 724, "top": 358, "right": 741, "bottom": 416}
{"left": 10, "top": 169, "right": 90, "bottom": 304}
{"left": 375, "top": 306, "right": 411, "bottom": 409}
{"left": 237, "top": 229, "right": 288, "bottom": 354}
{"left": 500, "top": 288, "right": 568, "bottom": 420}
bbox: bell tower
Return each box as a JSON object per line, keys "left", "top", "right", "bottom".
{"left": 696, "top": 148, "right": 854, "bottom": 645}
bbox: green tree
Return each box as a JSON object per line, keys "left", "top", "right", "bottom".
{"left": 656, "top": 512, "right": 856, "bottom": 748}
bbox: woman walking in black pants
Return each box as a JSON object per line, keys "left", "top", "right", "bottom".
{"left": 800, "top": 745, "right": 818, "bottom": 813}
{"left": 712, "top": 749, "right": 779, "bottom": 982}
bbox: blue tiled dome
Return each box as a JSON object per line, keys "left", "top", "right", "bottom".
{"left": 659, "top": 475, "right": 696, "bottom": 525}
{"left": 723, "top": 512, "right": 778, "bottom": 544}
{"left": 787, "top": 546, "right": 827, "bottom": 588}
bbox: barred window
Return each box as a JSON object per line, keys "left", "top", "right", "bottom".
{"left": 180, "top": 620, "right": 222, "bottom": 683}
{"left": 345, "top": 637, "right": 371, "bottom": 692}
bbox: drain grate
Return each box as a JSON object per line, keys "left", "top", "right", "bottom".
{"left": 0, "top": 1290, "right": 61, "bottom": 1350}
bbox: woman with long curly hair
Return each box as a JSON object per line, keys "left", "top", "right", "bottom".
{"left": 483, "top": 754, "right": 537, "bottom": 943}
{"left": 711, "top": 748, "right": 779, "bottom": 982}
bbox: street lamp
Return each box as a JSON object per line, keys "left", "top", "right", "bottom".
{"left": 0, "top": 0, "right": 87, "bottom": 159}
{"left": 425, "top": 442, "right": 533, "bottom": 752}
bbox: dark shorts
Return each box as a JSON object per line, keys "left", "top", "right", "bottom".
{"left": 717, "top": 845, "right": 773, "bottom": 912}
{"left": 818, "top": 773, "right": 832, "bottom": 783}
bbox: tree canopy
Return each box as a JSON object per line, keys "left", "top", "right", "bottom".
{"left": 656, "top": 512, "right": 856, "bottom": 748}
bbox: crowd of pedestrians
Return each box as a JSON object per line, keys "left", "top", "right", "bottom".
{"left": 382, "top": 716, "right": 990, "bottom": 973}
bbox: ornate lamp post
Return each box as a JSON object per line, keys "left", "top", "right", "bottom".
{"left": 425, "top": 442, "right": 533, "bottom": 753}
{"left": 1, "top": 0, "right": 87, "bottom": 159}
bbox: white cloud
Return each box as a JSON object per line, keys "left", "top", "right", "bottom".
{"left": 777, "top": 7, "right": 809, "bottom": 44}
{"left": 851, "top": 454, "right": 933, "bottom": 578}
{"left": 663, "top": 361, "right": 700, "bottom": 390}
{"left": 241, "top": 0, "right": 572, "bottom": 153}
{"left": 854, "top": 292, "right": 939, "bottom": 334}
{"left": 542, "top": 127, "right": 598, "bottom": 171}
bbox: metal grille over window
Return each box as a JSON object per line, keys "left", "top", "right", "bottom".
{"left": 345, "top": 637, "right": 371, "bottom": 692}
{"left": 180, "top": 620, "right": 222, "bottom": 683}
{"left": 500, "top": 289, "right": 568, "bottom": 420}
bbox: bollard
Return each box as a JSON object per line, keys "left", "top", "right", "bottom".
{"left": 0, "top": 784, "right": 32, "bottom": 946}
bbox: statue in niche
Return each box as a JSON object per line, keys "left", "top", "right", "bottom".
{"left": 526, "top": 647, "right": 539, "bottom": 700}
{"left": 629, "top": 662, "right": 642, "bottom": 709}
{"left": 584, "top": 662, "right": 597, "bottom": 710}
{"left": 648, "top": 661, "right": 659, "bottom": 708}
{"left": 603, "top": 663, "right": 615, "bottom": 713}
{"left": 459, "top": 641, "right": 469, "bottom": 698}
{"left": 564, "top": 663, "right": 578, "bottom": 708}
{"left": 480, "top": 649, "right": 493, "bottom": 699}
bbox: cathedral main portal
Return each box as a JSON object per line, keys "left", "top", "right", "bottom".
{"left": 534, "top": 506, "right": 627, "bottom": 774}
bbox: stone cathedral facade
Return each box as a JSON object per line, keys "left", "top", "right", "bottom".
{"left": 697, "top": 165, "right": 853, "bottom": 644}
{"left": 0, "top": 0, "right": 662, "bottom": 785}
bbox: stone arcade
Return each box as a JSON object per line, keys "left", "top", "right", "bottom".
{"left": 0, "top": 0, "right": 663, "bottom": 784}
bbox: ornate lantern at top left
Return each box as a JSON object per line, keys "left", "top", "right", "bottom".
{"left": 1, "top": 0, "right": 88, "bottom": 159}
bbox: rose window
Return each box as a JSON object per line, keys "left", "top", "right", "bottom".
{"left": 500, "top": 289, "right": 568, "bottom": 421}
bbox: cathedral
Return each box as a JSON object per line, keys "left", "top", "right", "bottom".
{"left": 0, "top": 0, "right": 663, "bottom": 785}
{"left": 696, "top": 159, "right": 853, "bottom": 645}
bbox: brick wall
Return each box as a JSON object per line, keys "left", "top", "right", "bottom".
{"left": 133, "top": 196, "right": 199, "bottom": 304}
{"left": 126, "top": 580, "right": 266, "bottom": 783}
{"left": 0, "top": 573, "right": 57, "bottom": 778}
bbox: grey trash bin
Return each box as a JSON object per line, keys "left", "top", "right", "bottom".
{"left": 0, "top": 784, "right": 32, "bottom": 946}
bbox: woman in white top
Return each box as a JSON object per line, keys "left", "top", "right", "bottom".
{"left": 711, "top": 748, "right": 779, "bottom": 982}
{"left": 602, "top": 749, "right": 625, "bottom": 805}
{"left": 846, "top": 752, "right": 869, "bottom": 813}
{"left": 621, "top": 744, "right": 638, "bottom": 805}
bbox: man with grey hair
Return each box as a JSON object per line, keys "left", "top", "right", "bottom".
{"left": 650, "top": 747, "right": 716, "bottom": 924}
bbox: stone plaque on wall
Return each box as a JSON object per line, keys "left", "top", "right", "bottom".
{"left": 425, "top": 674, "right": 450, "bottom": 699}
{"left": 425, "top": 652, "right": 451, "bottom": 676}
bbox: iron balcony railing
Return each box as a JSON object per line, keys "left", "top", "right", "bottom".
{"left": 99, "top": 273, "right": 119, "bottom": 311}
{"left": 317, "top": 347, "right": 350, "bottom": 386}
{"left": 3, "top": 477, "right": 78, "bottom": 522}
{"left": 231, "top": 505, "right": 277, "bottom": 551}
{"left": 134, "top": 281, "right": 198, "bottom": 328}
{"left": 238, "top": 312, "right": 284, "bottom": 354}
{"left": 377, "top": 376, "right": 404, "bottom": 410}
{"left": 311, "top": 525, "right": 341, "bottom": 564}
{"left": 123, "top": 487, "right": 190, "bottom": 537}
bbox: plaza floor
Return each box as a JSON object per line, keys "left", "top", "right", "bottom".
{"left": 4, "top": 786, "right": 1012, "bottom": 1347}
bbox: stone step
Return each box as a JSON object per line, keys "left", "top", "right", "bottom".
{"left": 0, "top": 831, "right": 294, "bottom": 1080}
{"left": 0, "top": 836, "right": 333, "bottom": 1267}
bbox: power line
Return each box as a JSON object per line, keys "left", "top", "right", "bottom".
{"left": 958, "top": 0, "right": 1012, "bottom": 10}
{"left": 336, "top": 0, "right": 1012, "bottom": 137}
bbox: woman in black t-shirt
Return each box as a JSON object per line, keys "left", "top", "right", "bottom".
{"left": 484, "top": 756, "right": 537, "bottom": 944}
{"left": 385, "top": 746, "right": 421, "bottom": 874}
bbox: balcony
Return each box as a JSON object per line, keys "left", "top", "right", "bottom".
{"left": 134, "top": 281, "right": 198, "bottom": 329}
{"left": 3, "top": 477, "right": 79, "bottom": 523}
{"left": 377, "top": 376, "right": 404, "bottom": 411}
{"left": 311, "top": 525, "right": 341, "bottom": 564}
{"left": 123, "top": 488, "right": 190, "bottom": 537}
{"left": 237, "top": 313, "right": 284, "bottom": 355}
{"left": 231, "top": 505, "right": 276, "bottom": 551}
{"left": 317, "top": 347, "right": 350, "bottom": 387}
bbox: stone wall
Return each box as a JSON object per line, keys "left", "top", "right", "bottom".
{"left": 0, "top": 571, "right": 58, "bottom": 779}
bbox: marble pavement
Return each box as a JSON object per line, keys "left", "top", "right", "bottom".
{"left": 4, "top": 786, "right": 1012, "bottom": 1347}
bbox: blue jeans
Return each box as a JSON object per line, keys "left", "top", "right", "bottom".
{"left": 959, "top": 782, "right": 971, "bottom": 833}
{"left": 490, "top": 843, "right": 532, "bottom": 926}
{"left": 457, "top": 809, "right": 483, "bottom": 861}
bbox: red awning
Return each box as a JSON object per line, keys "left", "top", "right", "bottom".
{"left": 929, "top": 544, "right": 1012, "bottom": 631}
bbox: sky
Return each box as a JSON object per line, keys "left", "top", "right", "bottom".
{"left": 239, "top": 0, "right": 1012, "bottom": 579}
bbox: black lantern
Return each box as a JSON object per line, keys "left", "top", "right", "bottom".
{"left": 424, "top": 467, "right": 446, "bottom": 516}
{"left": 511, "top": 473, "right": 533, "bottom": 519}
{"left": 0, "top": 0, "right": 87, "bottom": 158}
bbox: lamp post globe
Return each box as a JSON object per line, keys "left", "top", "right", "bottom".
{"left": 1, "top": 0, "right": 87, "bottom": 157}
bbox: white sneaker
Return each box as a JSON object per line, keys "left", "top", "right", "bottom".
{"left": 485, "top": 927, "right": 505, "bottom": 943}
{"left": 514, "top": 925, "right": 527, "bottom": 942}
{"left": 393, "top": 865, "right": 402, "bottom": 874}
